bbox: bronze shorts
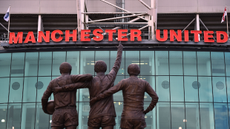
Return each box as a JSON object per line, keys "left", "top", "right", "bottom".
{"left": 120, "top": 118, "right": 146, "bottom": 129}
{"left": 51, "top": 107, "right": 78, "bottom": 127}
{"left": 88, "top": 116, "right": 116, "bottom": 128}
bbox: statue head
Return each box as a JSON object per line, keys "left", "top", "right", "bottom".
{"left": 59, "top": 62, "right": 72, "bottom": 74}
{"left": 94, "top": 60, "right": 107, "bottom": 73}
{"left": 128, "top": 64, "right": 140, "bottom": 76}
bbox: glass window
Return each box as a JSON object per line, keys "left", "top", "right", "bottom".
{"left": 125, "top": 51, "right": 139, "bottom": 76}
{"left": 78, "top": 102, "right": 90, "bottom": 129}
{"left": 110, "top": 51, "right": 125, "bottom": 76}
{"left": 80, "top": 51, "right": 94, "bottom": 75}
{"left": 155, "top": 51, "right": 169, "bottom": 75}
{"left": 199, "top": 77, "right": 213, "bottom": 102}
{"left": 35, "top": 103, "right": 50, "bottom": 129}
{"left": 36, "top": 77, "right": 52, "bottom": 102}
{"left": 23, "top": 77, "right": 37, "bottom": 102}
{"left": 0, "top": 78, "right": 9, "bottom": 103}
{"left": 156, "top": 76, "right": 170, "bottom": 101}
{"left": 0, "top": 104, "right": 7, "bottom": 129}
{"left": 200, "top": 103, "right": 214, "bottom": 129}
{"left": 225, "top": 52, "right": 230, "bottom": 76}
{"left": 38, "top": 52, "right": 52, "bottom": 76}
{"left": 9, "top": 78, "right": 23, "bottom": 102}
{"left": 0, "top": 53, "right": 11, "bottom": 77}
{"left": 185, "top": 103, "right": 200, "bottom": 129}
{"left": 25, "top": 52, "right": 38, "bottom": 76}
{"left": 21, "top": 103, "right": 36, "bottom": 129}
{"left": 144, "top": 101, "right": 156, "bottom": 129}
{"left": 95, "top": 51, "right": 110, "bottom": 75}
{"left": 157, "top": 102, "right": 170, "bottom": 129}
{"left": 11, "top": 53, "right": 25, "bottom": 77}
{"left": 214, "top": 103, "right": 228, "bottom": 129}
{"left": 52, "top": 52, "right": 66, "bottom": 76}
{"left": 211, "top": 52, "right": 225, "bottom": 76}
{"left": 67, "top": 51, "right": 80, "bottom": 75}
{"left": 213, "top": 77, "right": 227, "bottom": 102}
{"left": 171, "top": 103, "right": 185, "bottom": 129}
{"left": 183, "top": 51, "right": 197, "bottom": 75}
{"left": 184, "top": 76, "right": 198, "bottom": 102}
{"left": 6, "top": 104, "right": 22, "bottom": 129}
{"left": 169, "top": 51, "right": 183, "bottom": 75}
{"left": 197, "top": 52, "right": 211, "bottom": 76}
{"left": 170, "top": 76, "right": 184, "bottom": 102}
{"left": 140, "top": 51, "right": 155, "bottom": 75}
{"left": 226, "top": 77, "right": 230, "bottom": 102}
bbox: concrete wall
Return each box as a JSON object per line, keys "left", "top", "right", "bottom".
{"left": 0, "top": 0, "right": 230, "bottom": 14}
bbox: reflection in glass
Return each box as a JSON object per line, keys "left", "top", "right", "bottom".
{"left": 35, "top": 103, "right": 50, "bottom": 129}
{"left": 156, "top": 76, "right": 170, "bottom": 101}
{"left": 183, "top": 51, "right": 197, "bottom": 75}
{"left": 214, "top": 103, "right": 228, "bottom": 129}
{"left": 38, "top": 52, "right": 52, "bottom": 76}
{"left": 226, "top": 77, "right": 230, "bottom": 102}
{"left": 0, "top": 78, "right": 9, "bottom": 103}
{"left": 52, "top": 52, "right": 66, "bottom": 76}
{"left": 184, "top": 76, "right": 198, "bottom": 102}
{"left": 200, "top": 103, "right": 214, "bottom": 129}
{"left": 170, "top": 76, "right": 184, "bottom": 101}
{"left": 11, "top": 53, "right": 25, "bottom": 77}
{"left": 185, "top": 103, "right": 200, "bottom": 129}
{"left": 36, "top": 77, "right": 52, "bottom": 102}
{"left": 225, "top": 52, "right": 230, "bottom": 76}
{"left": 140, "top": 51, "right": 155, "bottom": 75}
{"left": 6, "top": 104, "right": 22, "bottom": 129}
{"left": 21, "top": 103, "right": 36, "bottom": 129}
{"left": 211, "top": 52, "right": 225, "bottom": 76}
{"left": 0, "top": 104, "right": 7, "bottom": 129}
{"left": 199, "top": 77, "right": 212, "bottom": 102}
{"left": 212, "top": 77, "right": 227, "bottom": 102}
{"left": 67, "top": 51, "right": 80, "bottom": 75}
{"left": 171, "top": 103, "right": 185, "bottom": 129}
{"left": 23, "top": 77, "right": 37, "bottom": 102}
{"left": 169, "top": 51, "right": 182, "bottom": 75}
{"left": 80, "top": 51, "right": 94, "bottom": 75}
{"left": 0, "top": 53, "right": 11, "bottom": 77}
{"left": 197, "top": 52, "right": 211, "bottom": 76}
{"left": 155, "top": 51, "right": 169, "bottom": 75}
{"left": 157, "top": 102, "right": 170, "bottom": 129}
{"left": 9, "top": 78, "right": 23, "bottom": 102}
{"left": 25, "top": 52, "right": 38, "bottom": 76}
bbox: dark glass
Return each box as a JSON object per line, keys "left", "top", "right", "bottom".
{"left": 6, "top": 103, "right": 22, "bottom": 129}
{"left": 140, "top": 51, "right": 155, "bottom": 75}
{"left": 25, "top": 52, "right": 38, "bottom": 76}
{"left": 0, "top": 53, "right": 11, "bottom": 77}
{"left": 157, "top": 102, "right": 170, "bottom": 129}
{"left": 169, "top": 51, "right": 183, "bottom": 75}
{"left": 183, "top": 51, "right": 197, "bottom": 75}
{"left": 171, "top": 103, "right": 185, "bottom": 129}
{"left": 214, "top": 103, "right": 228, "bottom": 129}
{"left": 0, "top": 104, "right": 7, "bottom": 129}
{"left": 67, "top": 51, "right": 80, "bottom": 75}
{"left": 155, "top": 51, "right": 169, "bottom": 75}
{"left": 52, "top": 52, "right": 66, "bottom": 76}
{"left": 11, "top": 53, "right": 25, "bottom": 77}
{"left": 38, "top": 52, "right": 52, "bottom": 76}
{"left": 211, "top": 52, "right": 225, "bottom": 76}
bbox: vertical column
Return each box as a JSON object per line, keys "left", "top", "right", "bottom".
{"left": 37, "top": 15, "right": 43, "bottom": 41}
{"left": 77, "top": 0, "right": 85, "bottom": 39}
{"left": 149, "top": 0, "right": 157, "bottom": 40}
{"left": 196, "top": 14, "right": 200, "bottom": 41}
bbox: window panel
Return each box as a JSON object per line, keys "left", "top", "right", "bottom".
{"left": 52, "top": 52, "right": 66, "bottom": 76}
{"left": 7, "top": 104, "right": 22, "bottom": 129}
{"left": 23, "top": 77, "right": 37, "bottom": 102}
{"left": 36, "top": 77, "right": 52, "bottom": 102}
{"left": 0, "top": 104, "right": 7, "bottom": 129}
{"left": 171, "top": 103, "right": 185, "bottom": 129}
{"left": 0, "top": 53, "right": 11, "bottom": 77}
{"left": 155, "top": 51, "right": 169, "bottom": 75}
{"left": 21, "top": 103, "right": 36, "bottom": 129}
{"left": 170, "top": 76, "right": 184, "bottom": 102}
{"left": 25, "top": 52, "right": 38, "bottom": 76}
{"left": 35, "top": 103, "right": 50, "bottom": 129}
{"left": 156, "top": 76, "right": 170, "bottom": 101}
{"left": 225, "top": 52, "right": 230, "bottom": 76}
{"left": 199, "top": 77, "right": 213, "bottom": 102}
{"left": 184, "top": 76, "right": 198, "bottom": 102}
{"left": 95, "top": 51, "right": 109, "bottom": 75}
{"left": 67, "top": 51, "right": 80, "bottom": 75}
{"left": 9, "top": 78, "right": 23, "bottom": 102}
{"left": 200, "top": 103, "right": 214, "bottom": 129}
{"left": 197, "top": 52, "right": 211, "bottom": 76}
{"left": 169, "top": 51, "right": 183, "bottom": 75}
{"left": 140, "top": 51, "right": 155, "bottom": 75}
{"left": 213, "top": 77, "right": 227, "bottom": 102}
{"left": 0, "top": 78, "right": 9, "bottom": 103}
{"left": 211, "top": 52, "right": 225, "bottom": 76}
{"left": 11, "top": 53, "right": 25, "bottom": 77}
{"left": 110, "top": 51, "right": 125, "bottom": 76}
{"left": 38, "top": 52, "right": 52, "bottom": 76}
{"left": 183, "top": 51, "right": 197, "bottom": 75}
{"left": 125, "top": 51, "right": 139, "bottom": 76}
{"left": 80, "top": 51, "right": 94, "bottom": 75}
{"left": 226, "top": 77, "right": 230, "bottom": 102}
{"left": 185, "top": 103, "right": 200, "bottom": 129}
{"left": 214, "top": 103, "right": 228, "bottom": 129}
{"left": 157, "top": 102, "right": 170, "bottom": 129}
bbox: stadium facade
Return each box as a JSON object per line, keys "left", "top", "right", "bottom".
{"left": 0, "top": 0, "right": 230, "bottom": 129}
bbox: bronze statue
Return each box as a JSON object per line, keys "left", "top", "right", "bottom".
{"left": 90, "top": 64, "right": 159, "bottom": 129}
{"left": 54, "top": 42, "right": 123, "bottom": 129}
{"left": 41, "top": 62, "right": 93, "bottom": 129}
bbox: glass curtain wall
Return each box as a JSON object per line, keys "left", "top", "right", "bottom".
{"left": 0, "top": 50, "right": 229, "bottom": 129}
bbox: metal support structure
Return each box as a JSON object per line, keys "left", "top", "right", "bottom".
{"left": 37, "top": 15, "right": 43, "bottom": 41}
{"left": 196, "top": 14, "right": 200, "bottom": 41}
